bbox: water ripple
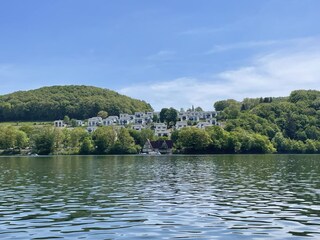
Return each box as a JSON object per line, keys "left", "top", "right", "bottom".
{"left": 0, "top": 155, "right": 320, "bottom": 239}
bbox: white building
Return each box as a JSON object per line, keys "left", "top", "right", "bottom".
{"left": 54, "top": 120, "right": 65, "bottom": 127}
{"left": 102, "top": 116, "right": 119, "bottom": 126}
{"left": 154, "top": 123, "right": 170, "bottom": 137}
{"left": 196, "top": 121, "right": 213, "bottom": 129}
{"left": 175, "top": 121, "right": 188, "bottom": 130}
{"left": 88, "top": 117, "right": 102, "bottom": 127}
{"left": 132, "top": 124, "right": 145, "bottom": 131}
{"left": 119, "top": 114, "right": 134, "bottom": 125}
{"left": 75, "top": 120, "right": 84, "bottom": 126}
{"left": 87, "top": 117, "right": 102, "bottom": 132}
{"left": 178, "top": 110, "right": 217, "bottom": 123}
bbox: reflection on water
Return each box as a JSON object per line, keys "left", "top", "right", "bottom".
{"left": 0, "top": 155, "right": 320, "bottom": 239}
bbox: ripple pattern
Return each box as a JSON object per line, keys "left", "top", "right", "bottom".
{"left": 0, "top": 155, "right": 320, "bottom": 239}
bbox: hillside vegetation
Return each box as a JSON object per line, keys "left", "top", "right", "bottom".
{"left": 211, "top": 90, "right": 320, "bottom": 153}
{"left": 0, "top": 85, "right": 153, "bottom": 121}
{"left": 170, "top": 90, "right": 320, "bottom": 154}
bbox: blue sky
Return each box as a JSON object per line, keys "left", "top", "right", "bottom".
{"left": 1, "top": 0, "right": 320, "bottom": 110}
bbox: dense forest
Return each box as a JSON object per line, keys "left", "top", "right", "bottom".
{"left": 0, "top": 85, "right": 153, "bottom": 121}
{"left": 205, "top": 89, "right": 320, "bottom": 153}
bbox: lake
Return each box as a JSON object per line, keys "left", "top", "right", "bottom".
{"left": 0, "top": 155, "right": 320, "bottom": 239}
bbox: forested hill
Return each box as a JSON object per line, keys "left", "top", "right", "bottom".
{"left": 214, "top": 89, "right": 320, "bottom": 153}
{"left": 0, "top": 85, "right": 153, "bottom": 121}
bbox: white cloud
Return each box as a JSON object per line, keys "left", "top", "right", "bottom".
{"left": 119, "top": 48, "right": 320, "bottom": 111}
{"left": 207, "top": 40, "right": 279, "bottom": 54}
{"left": 0, "top": 64, "right": 15, "bottom": 77}
{"left": 146, "top": 50, "right": 176, "bottom": 61}
{"left": 206, "top": 37, "right": 317, "bottom": 54}
{"left": 179, "top": 27, "right": 225, "bottom": 35}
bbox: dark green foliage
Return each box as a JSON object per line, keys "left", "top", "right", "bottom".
{"left": 214, "top": 99, "right": 240, "bottom": 111}
{"left": 31, "top": 127, "right": 56, "bottom": 155}
{"left": 195, "top": 106, "right": 203, "bottom": 112}
{"left": 175, "top": 127, "right": 211, "bottom": 153}
{"left": 172, "top": 125, "right": 275, "bottom": 154}
{"left": 0, "top": 85, "right": 153, "bottom": 121}
{"left": 92, "top": 126, "right": 116, "bottom": 154}
{"left": 159, "top": 107, "right": 178, "bottom": 127}
{"left": 0, "top": 126, "right": 28, "bottom": 149}
{"left": 97, "top": 110, "right": 108, "bottom": 119}
{"left": 213, "top": 89, "right": 320, "bottom": 153}
{"left": 79, "top": 137, "right": 94, "bottom": 154}
{"left": 109, "top": 128, "right": 137, "bottom": 154}
{"left": 129, "top": 128, "right": 155, "bottom": 147}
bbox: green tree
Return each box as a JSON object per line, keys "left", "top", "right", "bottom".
{"left": 111, "top": 128, "right": 137, "bottom": 154}
{"left": 70, "top": 127, "right": 88, "bottom": 148}
{"left": 214, "top": 99, "right": 239, "bottom": 111}
{"left": 140, "top": 129, "right": 155, "bottom": 145}
{"left": 15, "top": 130, "right": 28, "bottom": 149}
{"left": 31, "top": 127, "right": 56, "bottom": 155}
{"left": 0, "top": 127, "right": 15, "bottom": 149}
{"left": 206, "top": 126, "right": 230, "bottom": 153}
{"left": 63, "top": 115, "right": 70, "bottom": 125}
{"left": 159, "top": 107, "right": 178, "bottom": 127}
{"left": 92, "top": 126, "right": 116, "bottom": 153}
{"left": 195, "top": 106, "right": 203, "bottom": 112}
{"left": 97, "top": 110, "right": 108, "bottom": 119}
{"left": 0, "top": 126, "right": 29, "bottom": 150}
{"left": 79, "top": 136, "right": 94, "bottom": 154}
{"left": 177, "top": 127, "right": 211, "bottom": 153}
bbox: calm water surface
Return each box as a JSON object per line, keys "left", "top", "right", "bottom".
{"left": 0, "top": 155, "right": 320, "bottom": 239}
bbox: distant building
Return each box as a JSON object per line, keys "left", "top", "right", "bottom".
{"left": 119, "top": 114, "right": 134, "bottom": 125}
{"left": 54, "top": 120, "right": 65, "bottom": 128}
{"left": 175, "top": 121, "right": 188, "bottom": 130}
{"left": 178, "top": 110, "right": 217, "bottom": 122}
{"left": 154, "top": 123, "right": 170, "bottom": 137}
{"left": 102, "top": 116, "right": 119, "bottom": 126}
{"left": 196, "top": 121, "right": 213, "bottom": 129}
{"left": 75, "top": 120, "right": 84, "bottom": 126}
{"left": 132, "top": 124, "right": 145, "bottom": 131}
{"left": 55, "top": 110, "right": 219, "bottom": 134}
{"left": 87, "top": 117, "right": 102, "bottom": 132}
{"left": 142, "top": 139, "right": 173, "bottom": 154}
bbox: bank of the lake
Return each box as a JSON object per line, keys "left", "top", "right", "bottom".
{"left": 1, "top": 154, "right": 320, "bottom": 239}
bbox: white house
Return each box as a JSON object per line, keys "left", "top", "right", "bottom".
{"left": 132, "top": 124, "right": 145, "bottom": 131}
{"left": 178, "top": 110, "right": 217, "bottom": 123}
{"left": 54, "top": 120, "right": 65, "bottom": 127}
{"left": 75, "top": 120, "right": 84, "bottom": 126}
{"left": 154, "top": 123, "right": 170, "bottom": 137}
{"left": 175, "top": 121, "right": 188, "bottom": 130}
{"left": 119, "top": 114, "right": 134, "bottom": 125}
{"left": 88, "top": 117, "right": 102, "bottom": 127}
{"left": 196, "top": 121, "right": 213, "bottom": 129}
{"left": 134, "top": 112, "right": 144, "bottom": 118}
{"left": 134, "top": 117, "right": 145, "bottom": 125}
{"left": 102, "top": 116, "right": 119, "bottom": 126}
{"left": 87, "top": 117, "right": 102, "bottom": 132}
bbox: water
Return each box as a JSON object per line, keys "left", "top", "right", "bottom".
{"left": 0, "top": 155, "right": 320, "bottom": 239}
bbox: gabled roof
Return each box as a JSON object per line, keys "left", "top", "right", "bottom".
{"left": 150, "top": 140, "right": 173, "bottom": 149}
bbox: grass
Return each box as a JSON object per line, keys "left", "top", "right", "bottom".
{"left": 0, "top": 121, "right": 53, "bottom": 128}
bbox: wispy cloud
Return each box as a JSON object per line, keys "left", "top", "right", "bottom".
{"left": 0, "top": 64, "right": 15, "bottom": 77}
{"left": 207, "top": 40, "right": 279, "bottom": 54}
{"left": 206, "top": 37, "right": 317, "bottom": 54}
{"left": 146, "top": 50, "right": 176, "bottom": 61}
{"left": 179, "top": 27, "right": 224, "bottom": 35}
{"left": 119, "top": 47, "right": 320, "bottom": 111}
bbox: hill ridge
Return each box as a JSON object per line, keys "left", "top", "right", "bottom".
{"left": 0, "top": 85, "right": 153, "bottom": 121}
